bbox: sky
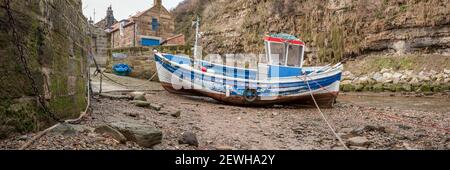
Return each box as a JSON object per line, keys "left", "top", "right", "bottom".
{"left": 82, "top": 0, "right": 184, "bottom": 23}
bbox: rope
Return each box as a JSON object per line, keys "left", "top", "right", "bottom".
{"left": 302, "top": 76, "right": 350, "bottom": 150}
{"left": 302, "top": 74, "right": 450, "bottom": 134}
{"left": 96, "top": 65, "right": 160, "bottom": 90}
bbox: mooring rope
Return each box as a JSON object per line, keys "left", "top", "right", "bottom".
{"left": 302, "top": 74, "right": 450, "bottom": 134}
{"left": 302, "top": 75, "right": 350, "bottom": 150}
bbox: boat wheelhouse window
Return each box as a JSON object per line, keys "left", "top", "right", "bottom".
{"left": 269, "top": 42, "right": 286, "bottom": 66}
{"left": 287, "top": 45, "right": 303, "bottom": 67}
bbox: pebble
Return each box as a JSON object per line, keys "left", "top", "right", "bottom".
{"left": 347, "top": 137, "right": 370, "bottom": 147}
{"left": 171, "top": 111, "right": 181, "bottom": 118}
{"left": 179, "top": 132, "right": 199, "bottom": 147}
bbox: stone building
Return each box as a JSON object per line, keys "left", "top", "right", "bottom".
{"left": 110, "top": 0, "right": 179, "bottom": 48}
{"left": 88, "top": 6, "right": 117, "bottom": 66}
{"left": 95, "top": 5, "right": 118, "bottom": 30}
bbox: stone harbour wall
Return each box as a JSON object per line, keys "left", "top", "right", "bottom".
{"left": 0, "top": 0, "right": 89, "bottom": 138}
{"left": 341, "top": 69, "right": 450, "bottom": 95}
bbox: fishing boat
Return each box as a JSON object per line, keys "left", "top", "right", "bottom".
{"left": 154, "top": 19, "right": 343, "bottom": 107}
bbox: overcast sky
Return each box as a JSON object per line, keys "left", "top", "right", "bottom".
{"left": 82, "top": 0, "right": 184, "bottom": 23}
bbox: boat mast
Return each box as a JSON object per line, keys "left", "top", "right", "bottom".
{"left": 193, "top": 16, "right": 200, "bottom": 59}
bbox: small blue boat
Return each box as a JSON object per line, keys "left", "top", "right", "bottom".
{"left": 154, "top": 33, "right": 343, "bottom": 107}
{"left": 113, "top": 63, "right": 133, "bottom": 76}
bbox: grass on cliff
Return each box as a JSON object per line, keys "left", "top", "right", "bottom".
{"left": 345, "top": 54, "right": 450, "bottom": 75}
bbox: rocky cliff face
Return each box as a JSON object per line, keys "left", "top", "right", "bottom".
{"left": 0, "top": 0, "right": 89, "bottom": 138}
{"left": 173, "top": 0, "right": 450, "bottom": 64}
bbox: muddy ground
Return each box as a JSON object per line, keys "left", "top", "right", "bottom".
{"left": 1, "top": 72, "right": 449, "bottom": 150}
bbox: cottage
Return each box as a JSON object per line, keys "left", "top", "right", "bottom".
{"left": 110, "top": 0, "right": 182, "bottom": 48}
{"left": 88, "top": 6, "right": 117, "bottom": 66}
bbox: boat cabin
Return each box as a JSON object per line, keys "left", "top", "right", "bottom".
{"left": 262, "top": 33, "right": 306, "bottom": 78}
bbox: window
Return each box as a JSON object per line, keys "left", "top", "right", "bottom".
{"left": 152, "top": 18, "right": 159, "bottom": 31}
{"left": 287, "top": 45, "right": 303, "bottom": 67}
{"left": 269, "top": 42, "right": 286, "bottom": 65}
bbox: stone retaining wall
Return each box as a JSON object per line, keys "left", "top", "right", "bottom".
{"left": 0, "top": 0, "right": 89, "bottom": 138}
{"left": 341, "top": 69, "right": 450, "bottom": 95}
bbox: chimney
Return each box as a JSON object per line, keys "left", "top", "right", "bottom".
{"left": 154, "top": 0, "right": 162, "bottom": 7}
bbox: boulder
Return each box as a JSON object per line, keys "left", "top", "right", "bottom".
{"left": 149, "top": 104, "right": 162, "bottom": 111}
{"left": 132, "top": 101, "right": 151, "bottom": 107}
{"left": 444, "top": 69, "right": 450, "bottom": 75}
{"left": 372, "top": 72, "right": 383, "bottom": 83}
{"left": 133, "top": 94, "right": 147, "bottom": 102}
{"left": 94, "top": 125, "right": 127, "bottom": 143}
{"left": 128, "top": 91, "right": 146, "bottom": 98}
{"left": 179, "top": 132, "right": 199, "bottom": 147}
{"left": 356, "top": 76, "right": 370, "bottom": 84}
{"left": 110, "top": 122, "right": 163, "bottom": 148}
{"left": 49, "top": 123, "right": 77, "bottom": 136}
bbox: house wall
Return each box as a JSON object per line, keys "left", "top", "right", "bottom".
{"left": 111, "top": 5, "right": 175, "bottom": 49}
{"left": 89, "top": 25, "right": 109, "bottom": 66}
{"left": 111, "top": 23, "right": 136, "bottom": 48}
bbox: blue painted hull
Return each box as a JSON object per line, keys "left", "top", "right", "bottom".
{"left": 155, "top": 54, "right": 343, "bottom": 107}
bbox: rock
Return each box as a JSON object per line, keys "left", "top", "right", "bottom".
{"left": 444, "top": 69, "right": 450, "bottom": 75}
{"left": 133, "top": 94, "right": 147, "bottom": 101}
{"left": 372, "top": 72, "right": 383, "bottom": 83}
{"left": 128, "top": 91, "right": 145, "bottom": 98}
{"left": 214, "top": 145, "right": 236, "bottom": 150}
{"left": 94, "top": 125, "right": 127, "bottom": 143}
{"left": 381, "top": 68, "right": 392, "bottom": 73}
{"left": 409, "top": 77, "right": 419, "bottom": 84}
{"left": 179, "top": 132, "right": 199, "bottom": 147}
{"left": 50, "top": 123, "right": 77, "bottom": 136}
{"left": 132, "top": 101, "right": 151, "bottom": 107}
{"left": 347, "top": 137, "right": 370, "bottom": 147}
{"left": 341, "top": 80, "right": 352, "bottom": 85}
{"left": 382, "top": 72, "right": 393, "bottom": 82}
{"left": 110, "top": 122, "right": 163, "bottom": 148}
{"left": 149, "top": 104, "right": 162, "bottom": 111}
{"left": 444, "top": 78, "right": 450, "bottom": 84}
{"left": 123, "top": 112, "right": 139, "bottom": 118}
{"left": 351, "top": 125, "right": 385, "bottom": 135}
{"left": 171, "top": 111, "right": 181, "bottom": 118}
{"left": 397, "top": 124, "right": 412, "bottom": 130}
{"left": 339, "top": 128, "right": 354, "bottom": 134}
{"left": 158, "top": 111, "right": 169, "bottom": 115}
{"left": 99, "top": 93, "right": 134, "bottom": 100}
{"left": 355, "top": 76, "right": 370, "bottom": 84}
{"left": 18, "top": 135, "right": 30, "bottom": 141}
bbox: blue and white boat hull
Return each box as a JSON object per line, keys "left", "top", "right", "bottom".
{"left": 155, "top": 53, "right": 343, "bottom": 107}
